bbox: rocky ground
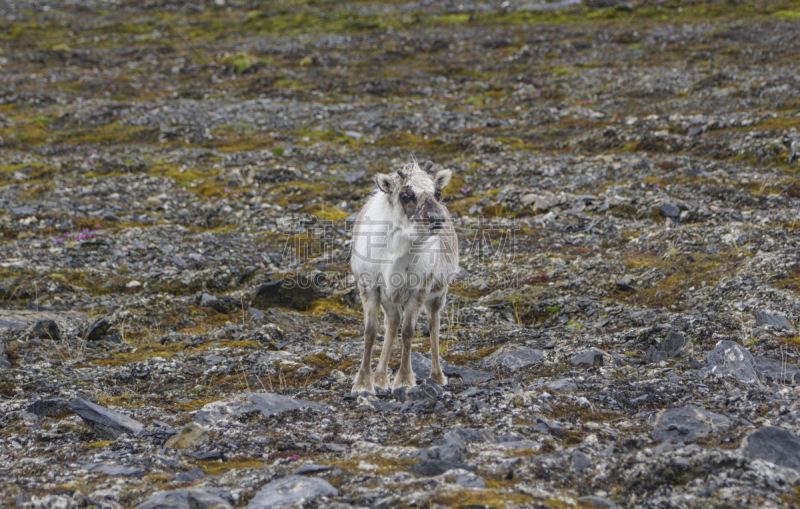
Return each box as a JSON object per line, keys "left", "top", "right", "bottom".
{"left": 2, "top": 0, "right": 800, "bottom": 507}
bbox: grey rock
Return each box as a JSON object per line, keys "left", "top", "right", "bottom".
{"left": 435, "top": 427, "right": 497, "bottom": 447}
{"left": 649, "top": 406, "right": 731, "bottom": 443}
{"left": 293, "top": 462, "right": 332, "bottom": 475}
{"left": 398, "top": 352, "right": 490, "bottom": 385}
{"left": 138, "top": 489, "right": 232, "bottom": 509}
{"left": 571, "top": 348, "right": 607, "bottom": 367}
{"left": 688, "top": 126, "right": 703, "bottom": 137}
{"left": 199, "top": 293, "right": 243, "bottom": 314}
{"left": 754, "top": 356, "right": 800, "bottom": 384}
{"left": 453, "top": 472, "right": 485, "bottom": 488}
{"left": 26, "top": 398, "right": 72, "bottom": 418}
{"left": 427, "top": 443, "right": 468, "bottom": 462}
{"left": 442, "top": 365, "right": 495, "bottom": 384}
{"left": 174, "top": 468, "right": 206, "bottom": 482}
{"left": 545, "top": 379, "right": 578, "bottom": 392}
{"left": 479, "top": 346, "right": 543, "bottom": 372}
{"left": 186, "top": 450, "right": 225, "bottom": 461}
{"left": 251, "top": 278, "right": 321, "bottom": 311}
{"left": 754, "top": 311, "right": 794, "bottom": 331}
{"left": 31, "top": 319, "right": 61, "bottom": 340}
{"left": 570, "top": 451, "right": 592, "bottom": 472}
{"left": 246, "top": 475, "right": 337, "bottom": 508}
{"left": 704, "top": 340, "right": 762, "bottom": 384}
{"left": 85, "top": 317, "right": 112, "bottom": 341}
{"left": 407, "top": 382, "right": 441, "bottom": 401}
{"left": 0, "top": 339, "right": 9, "bottom": 370}
{"left": 742, "top": 427, "right": 800, "bottom": 472}
{"left": 82, "top": 462, "right": 146, "bottom": 477}
{"left": 248, "top": 307, "right": 265, "bottom": 321}
{"left": 69, "top": 397, "right": 145, "bottom": 439}
{"left": 643, "top": 331, "right": 691, "bottom": 364}
{"left": 660, "top": 202, "right": 681, "bottom": 218}
{"left": 408, "top": 460, "right": 477, "bottom": 476}
{"left": 345, "top": 172, "right": 365, "bottom": 184}
{"left": 193, "top": 392, "right": 328, "bottom": 427}
{"left": 580, "top": 496, "right": 618, "bottom": 508}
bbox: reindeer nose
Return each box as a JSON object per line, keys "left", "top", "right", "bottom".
{"left": 427, "top": 212, "right": 445, "bottom": 230}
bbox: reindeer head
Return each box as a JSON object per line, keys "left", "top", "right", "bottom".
{"left": 375, "top": 161, "right": 452, "bottom": 234}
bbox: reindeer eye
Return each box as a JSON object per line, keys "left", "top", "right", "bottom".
{"left": 400, "top": 192, "right": 413, "bottom": 202}
{"left": 435, "top": 190, "right": 442, "bottom": 200}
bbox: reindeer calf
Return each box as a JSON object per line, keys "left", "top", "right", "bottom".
{"left": 350, "top": 161, "right": 459, "bottom": 394}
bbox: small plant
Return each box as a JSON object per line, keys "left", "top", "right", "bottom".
{"left": 272, "top": 145, "right": 285, "bottom": 157}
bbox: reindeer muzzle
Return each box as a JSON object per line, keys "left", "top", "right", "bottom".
{"left": 427, "top": 212, "right": 446, "bottom": 231}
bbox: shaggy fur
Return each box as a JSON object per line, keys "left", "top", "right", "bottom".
{"left": 350, "top": 161, "right": 459, "bottom": 394}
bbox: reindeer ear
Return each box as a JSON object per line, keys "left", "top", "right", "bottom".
{"left": 375, "top": 174, "right": 395, "bottom": 194}
{"left": 433, "top": 169, "right": 452, "bottom": 190}
{"left": 422, "top": 161, "right": 434, "bottom": 174}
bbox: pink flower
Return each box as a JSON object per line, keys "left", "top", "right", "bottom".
{"left": 56, "top": 238, "right": 64, "bottom": 243}
{"left": 292, "top": 455, "right": 297, "bottom": 461}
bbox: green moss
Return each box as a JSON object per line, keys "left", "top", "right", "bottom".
{"left": 774, "top": 9, "right": 800, "bottom": 19}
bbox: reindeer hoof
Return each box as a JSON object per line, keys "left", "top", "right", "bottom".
{"left": 374, "top": 372, "right": 390, "bottom": 390}
{"left": 429, "top": 372, "right": 447, "bottom": 386}
{"left": 351, "top": 384, "right": 376, "bottom": 396}
{"left": 392, "top": 374, "right": 416, "bottom": 391}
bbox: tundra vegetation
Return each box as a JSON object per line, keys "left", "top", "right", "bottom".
{"left": 1, "top": 0, "right": 800, "bottom": 508}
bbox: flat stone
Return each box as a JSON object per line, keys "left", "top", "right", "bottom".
{"left": 649, "top": 406, "right": 731, "bottom": 443}
{"left": 408, "top": 460, "right": 477, "bottom": 476}
{"left": 442, "top": 365, "right": 494, "bottom": 384}
{"left": 248, "top": 307, "right": 265, "bottom": 321}
{"left": 643, "top": 331, "right": 691, "bottom": 364}
{"left": 742, "top": 427, "right": 800, "bottom": 472}
{"left": 0, "top": 309, "right": 89, "bottom": 332}
{"left": 85, "top": 317, "right": 111, "bottom": 341}
{"left": 186, "top": 450, "right": 225, "bottom": 461}
{"left": 754, "top": 356, "right": 800, "bottom": 384}
{"left": 26, "top": 399, "right": 72, "bottom": 418}
{"left": 427, "top": 443, "right": 468, "bottom": 462}
{"left": 138, "top": 489, "right": 232, "bottom": 509}
{"left": 687, "top": 126, "right": 703, "bottom": 137}
{"left": 344, "top": 171, "right": 365, "bottom": 184}
{"left": 69, "top": 397, "right": 145, "bottom": 440}
{"left": 246, "top": 475, "right": 337, "bottom": 508}
{"left": 479, "top": 346, "right": 543, "bottom": 372}
{"left": 193, "top": 392, "right": 328, "bottom": 427}
{"left": 293, "top": 462, "right": 332, "bottom": 475}
{"left": 754, "top": 311, "right": 794, "bottom": 331}
{"left": 704, "top": 340, "right": 762, "bottom": 384}
{"left": 165, "top": 422, "right": 209, "bottom": 449}
{"left": 571, "top": 348, "right": 607, "bottom": 367}
{"left": 545, "top": 380, "right": 578, "bottom": 392}
{"left": 453, "top": 471, "right": 485, "bottom": 488}
{"left": 660, "top": 202, "right": 681, "bottom": 218}
{"left": 174, "top": 468, "right": 206, "bottom": 482}
{"left": 251, "top": 278, "right": 321, "bottom": 311}
{"left": 570, "top": 451, "right": 592, "bottom": 472}
{"left": 82, "top": 462, "right": 146, "bottom": 477}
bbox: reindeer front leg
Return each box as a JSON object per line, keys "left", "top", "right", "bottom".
{"left": 393, "top": 298, "right": 423, "bottom": 391}
{"left": 375, "top": 305, "right": 400, "bottom": 390}
{"left": 352, "top": 289, "right": 380, "bottom": 395}
{"left": 427, "top": 295, "right": 447, "bottom": 386}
